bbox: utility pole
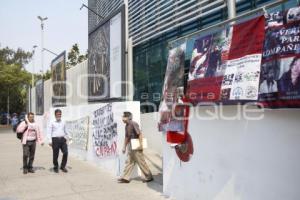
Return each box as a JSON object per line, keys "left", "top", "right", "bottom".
{"left": 31, "top": 45, "right": 38, "bottom": 87}
{"left": 37, "top": 16, "right": 48, "bottom": 74}
{"left": 7, "top": 89, "right": 9, "bottom": 126}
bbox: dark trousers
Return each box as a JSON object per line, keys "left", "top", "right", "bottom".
{"left": 23, "top": 140, "right": 36, "bottom": 169}
{"left": 52, "top": 137, "right": 68, "bottom": 169}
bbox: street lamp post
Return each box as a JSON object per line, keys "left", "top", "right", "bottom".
{"left": 31, "top": 45, "right": 38, "bottom": 87}
{"left": 37, "top": 16, "right": 48, "bottom": 74}
{"left": 43, "top": 48, "right": 58, "bottom": 56}
{"left": 29, "top": 45, "right": 38, "bottom": 113}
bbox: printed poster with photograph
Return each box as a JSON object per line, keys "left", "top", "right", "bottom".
{"left": 159, "top": 43, "right": 186, "bottom": 132}
{"left": 259, "top": 6, "right": 300, "bottom": 108}
{"left": 51, "top": 51, "right": 66, "bottom": 107}
{"left": 187, "top": 16, "right": 265, "bottom": 104}
{"left": 35, "top": 79, "right": 44, "bottom": 115}
{"left": 187, "top": 28, "right": 233, "bottom": 103}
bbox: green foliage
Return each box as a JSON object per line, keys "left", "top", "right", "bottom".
{"left": 42, "top": 70, "right": 51, "bottom": 80}
{"left": 0, "top": 64, "right": 31, "bottom": 87}
{"left": 67, "top": 43, "right": 87, "bottom": 68}
{"left": 33, "top": 70, "right": 51, "bottom": 82}
{"left": 0, "top": 47, "right": 32, "bottom": 67}
{"left": 0, "top": 46, "right": 32, "bottom": 114}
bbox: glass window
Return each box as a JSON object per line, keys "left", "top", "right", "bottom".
{"left": 133, "top": 0, "right": 298, "bottom": 113}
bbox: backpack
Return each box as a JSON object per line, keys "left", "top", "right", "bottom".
{"left": 16, "top": 121, "right": 28, "bottom": 140}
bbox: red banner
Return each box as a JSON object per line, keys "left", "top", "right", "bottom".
{"left": 187, "top": 16, "right": 265, "bottom": 104}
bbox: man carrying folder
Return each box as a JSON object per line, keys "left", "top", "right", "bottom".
{"left": 118, "top": 112, "right": 153, "bottom": 183}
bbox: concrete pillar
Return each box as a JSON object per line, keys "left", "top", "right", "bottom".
{"left": 127, "top": 37, "right": 134, "bottom": 101}
{"left": 227, "top": 0, "right": 236, "bottom": 19}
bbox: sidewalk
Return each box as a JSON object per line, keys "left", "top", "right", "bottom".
{"left": 0, "top": 128, "right": 168, "bottom": 200}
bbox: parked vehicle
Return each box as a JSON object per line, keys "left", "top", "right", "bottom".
{"left": 0, "top": 113, "right": 11, "bottom": 125}
{"left": 19, "top": 112, "right": 26, "bottom": 121}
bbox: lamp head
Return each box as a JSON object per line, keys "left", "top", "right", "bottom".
{"left": 37, "top": 16, "right": 48, "bottom": 21}
{"left": 80, "top": 4, "right": 84, "bottom": 10}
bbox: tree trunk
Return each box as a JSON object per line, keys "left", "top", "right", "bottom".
{"left": 7, "top": 88, "right": 10, "bottom": 126}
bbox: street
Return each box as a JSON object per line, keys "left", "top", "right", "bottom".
{"left": 0, "top": 128, "right": 167, "bottom": 200}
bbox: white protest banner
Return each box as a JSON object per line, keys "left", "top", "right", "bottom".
{"left": 65, "top": 116, "right": 89, "bottom": 150}
{"left": 92, "top": 103, "right": 118, "bottom": 158}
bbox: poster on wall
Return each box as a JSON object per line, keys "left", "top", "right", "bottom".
{"left": 88, "top": 21, "right": 110, "bottom": 99}
{"left": 92, "top": 103, "right": 118, "bottom": 158}
{"left": 258, "top": 7, "right": 300, "bottom": 108}
{"left": 51, "top": 51, "right": 66, "bottom": 107}
{"left": 187, "top": 16, "right": 265, "bottom": 104}
{"left": 88, "top": 6, "right": 125, "bottom": 101}
{"left": 35, "top": 79, "right": 44, "bottom": 115}
{"left": 65, "top": 116, "right": 89, "bottom": 150}
{"left": 159, "top": 43, "right": 186, "bottom": 132}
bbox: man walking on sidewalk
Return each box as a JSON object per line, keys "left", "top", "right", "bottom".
{"left": 118, "top": 112, "right": 153, "bottom": 183}
{"left": 17, "top": 112, "right": 44, "bottom": 174}
{"left": 47, "top": 109, "right": 69, "bottom": 173}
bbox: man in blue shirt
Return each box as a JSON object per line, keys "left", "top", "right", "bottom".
{"left": 11, "top": 113, "right": 19, "bottom": 132}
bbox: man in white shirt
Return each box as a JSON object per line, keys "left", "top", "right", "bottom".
{"left": 47, "top": 109, "right": 69, "bottom": 173}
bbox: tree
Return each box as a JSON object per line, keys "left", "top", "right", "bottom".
{"left": 66, "top": 43, "right": 87, "bottom": 68}
{"left": 0, "top": 47, "right": 32, "bottom": 67}
{"left": 0, "top": 46, "right": 32, "bottom": 116}
{"left": 42, "top": 70, "right": 51, "bottom": 80}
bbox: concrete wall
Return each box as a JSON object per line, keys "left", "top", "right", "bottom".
{"left": 36, "top": 101, "right": 140, "bottom": 176}
{"left": 30, "top": 87, "right": 36, "bottom": 114}
{"left": 32, "top": 60, "right": 88, "bottom": 116}
{"left": 66, "top": 60, "right": 88, "bottom": 106}
{"left": 32, "top": 61, "right": 144, "bottom": 178}
{"left": 162, "top": 106, "right": 300, "bottom": 200}
{"left": 141, "top": 112, "right": 163, "bottom": 156}
{"left": 44, "top": 79, "right": 52, "bottom": 112}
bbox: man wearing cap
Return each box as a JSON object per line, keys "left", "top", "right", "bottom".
{"left": 118, "top": 111, "right": 153, "bottom": 183}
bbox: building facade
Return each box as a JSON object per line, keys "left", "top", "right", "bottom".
{"left": 88, "top": 0, "right": 124, "bottom": 32}
{"left": 85, "top": 2, "right": 300, "bottom": 200}
{"left": 88, "top": 0, "right": 299, "bottom": 112}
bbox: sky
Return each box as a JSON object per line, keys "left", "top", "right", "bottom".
{"left": 0, "top": 0, "right": 88, "bottom": 73}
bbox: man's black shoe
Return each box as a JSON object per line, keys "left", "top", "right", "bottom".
{"left": 117, "top": 178, "right": 130, "bottom": 183}
{"left": 53, "top": 168, "right": 59, "bottom": 173}
{"left": 142, "top": 178, "right": 154, "bottom": 183}
{"left": 60, "top": 167, "right": 68, "bottom": 173}
{"left": 28, "top": 168, "right": 35, "bottom": 173}
{"left": 23, "top": 169, "right": 28, "bottom": 174}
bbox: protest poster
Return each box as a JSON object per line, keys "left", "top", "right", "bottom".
{"left": 187, "top": 16, "right": 265, "bottom": 104}
{"left": 65, "top": 116, "right": 89, "bottom": 150}
{"left": 259, "top": 7, "right": 300, "bottom": 108}
{"left": 187, "top": 30, "right": 231, "bottom": 103}
{"left": 92, "top": 103, "right": 118, "bottom": 158}
{"left": 159, "top": 43, "right": 186, "bottom": 132}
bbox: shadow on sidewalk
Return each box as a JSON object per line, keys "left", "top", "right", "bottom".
{"left": 146, "top": 173, "right": 163, "bottom": 194}
{"left": 48, "top": 166, "right": 72, "bottom": 172}
{"left": 129, "top": 173, "right": 163, "bottom": 194}
{"left": 19, "top": 166, "right": 46, "bottom": 171}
